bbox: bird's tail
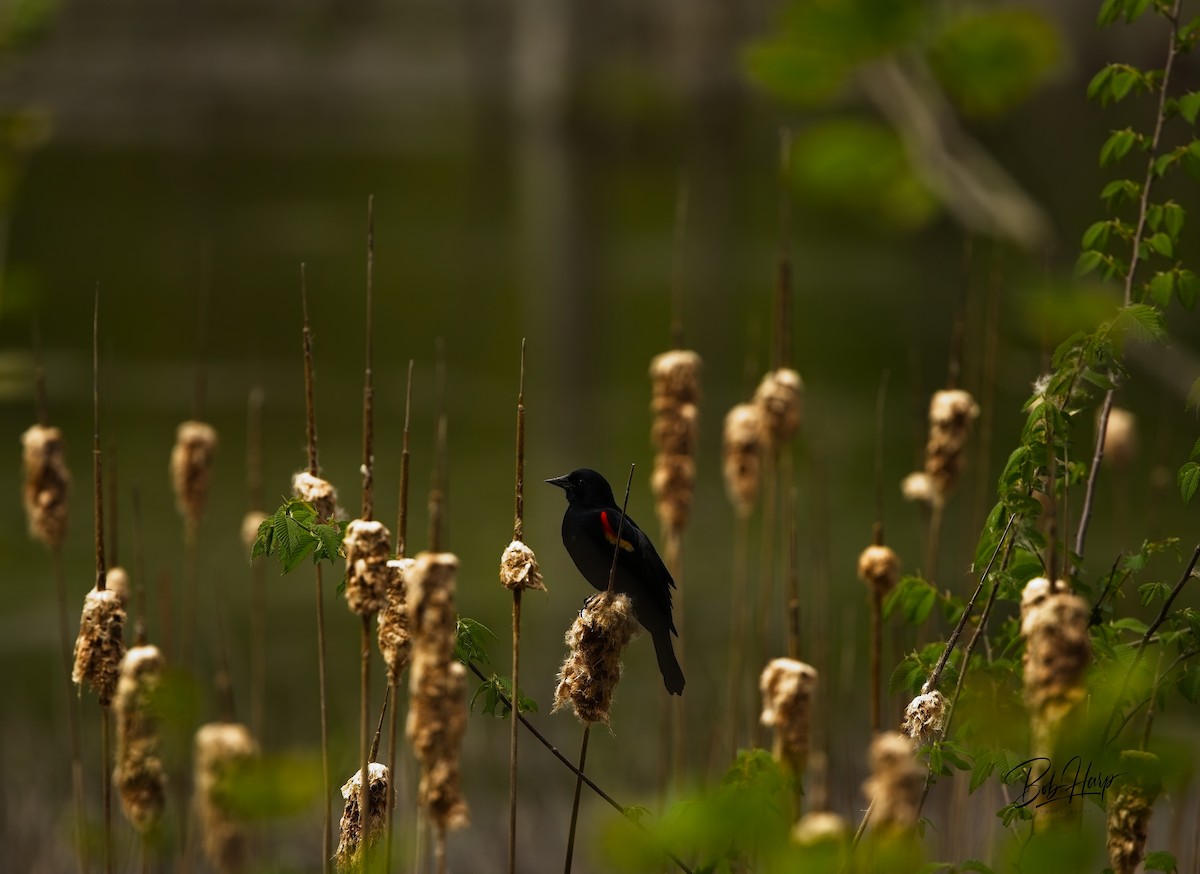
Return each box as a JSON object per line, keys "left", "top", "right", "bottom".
{"left": 652, "top": 628, "right": 685, "bottom": 695}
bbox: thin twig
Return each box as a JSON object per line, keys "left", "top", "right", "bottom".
{"left": 606, "top": 465, "right": 636, "bottom": 593}
{"left": 247, "top": 386, "right": 267, "bottom": 740}
{"left": 362, "top": 195, "right": 376, "bottom": 522}
{"left": 563, "top": 725, "right": 592, "bottom": 874}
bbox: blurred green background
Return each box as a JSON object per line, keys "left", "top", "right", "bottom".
{"left": 3, "top": 1, "right": 1199, "bottom": 872}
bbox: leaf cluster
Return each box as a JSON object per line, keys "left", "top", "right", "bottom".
{"left": 250, "top": 497, "right": 345, "bottom": 574}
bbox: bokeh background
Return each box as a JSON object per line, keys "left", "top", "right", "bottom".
{"left": 3, "top": 1, "right": 1200, "bottom": 872}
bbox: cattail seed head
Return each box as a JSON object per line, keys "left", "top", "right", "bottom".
{"left": 649, "top": 349, "right": 702, "bottom": 405}
{"left": 291, "top": 471, "right": 340, "bottom": 522}
{"left": 1103, "top": 406, "right": 1137, "bottom": 469}
{"left": 862, "top": 731, "right": 923, "bottom": 833}
{"left": 170, "top": 420, "right": 218, "bottom": 525}
{"left": 754, "top": 368, "right": 803, "bottom": 447}
{"left": 553, "top": 592, "right": 639, "bottom": 726}
{"left": 722, "top": 403, "right": 764, "bottom": 516}
{"left": 72, "top": 586, "right": 127, "bottom": 707}
{"left": 650, "top": 350, "right": 702, "bottom": 534}
{"left": 194, "top": 722, "right": 259, "bottom": 874}
{"left": 923, "top": 389, "right": 979, "bottom": 499}
{"left": 760, "top": 658, "right": 818, "bottom": 775}
{"left": 379, "top": 557, "right": 414, "bottom": 686}
{"left": 792, "top": 810, "right": 848, "bottom": 848}
{"left": 499, "top": 539, "right": 546, "bottom": 593}
{"left": 857, "top": 545, "right": 900, "bottom": 596}
{"left": 1020, "top": 581, "right": 1091, "bottom": 758}
{"left": 343, "top": 519, "right": 391, "bottom": 616}
{"left": 1106, "top": 751, "right": 1161, "bottom": 874}
{"left": 335, "top": 762, "right": 393, "bottom": 871}
{"left": 408, "top": 552, "right": 458, "bottom": 653}
{"left": 900, "top": 471, "right": 933, "bottom": 503}
{"left": 902, "top": 688, "right": 947, "bottom": 743}
{"left": 21, "top": 424, "right": 70, "bottom": 549}
{"left": 114, "top": 644, "right": 167, "bottom": 833}
{"left": 241, "top": 511, "right": 267, "bottom": 550}
{"left": 105, "top": 566, "right": 131, "bottom": 606}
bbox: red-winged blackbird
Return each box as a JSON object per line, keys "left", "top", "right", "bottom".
{"left": 546, "top": 468, "right": 685, "bottom": 695}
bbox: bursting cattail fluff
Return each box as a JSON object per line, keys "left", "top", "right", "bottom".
{"left": 194, "top": 722, "right": 259, "bottom": 874}
{"left": 553, "top": 591, "right": 639, "bottom": 726}
{"left": 378, "top": 557, "right": 414, "bottom": 686}
{"left": 170, "top": 420, "right": 218, "bottom": 525}
{"left": 1020, "top": 578, "right": 1091, "bottom": 760}
{"left": 857, "top": 545, "right": 899, "bottom": 597}
{"left": 292, "top": 471, "right": 340, "bottom": 522}
{"left": 862, "top": 731, "right": 923, "bottom": 833}
{"left": 649, "top": 349, "right": 702, "bottom": 533}
{"left": 923, "top": 389, "right": 979, "bottom": 499}
{"left": 792, "top": 810, "right": 848, "bottom": 849}
{"left": 105, "top": 565, "right": 130, "bottom": 606}
{"left": 72, "top": 586, "right": 126, "bottom": 708}
{"left": 722, "top": 402, "right": 764, "bottom": 516}
{"left": 21, "top": 424, "right": 70, "bottom": 549}
{"left": 1106, "top": 751, "right": 1161, "bottom": 874}
{"left": 114, "top": 645, "right": 167, "bottom": 833}
{"left": 754, "top": 367, "right": 803, "bottom": 448}
{"left": 759, "top": 658, "right": 818, "bottom": 775}
{"left": 499, "top": 539, "right": 546, "bottom": 593}
{"left": 343, "top": 518, "right": 391, "bottom": 616}
{"left": 335, "top": 762, "right": 393, "bottom": 871}
{"left": 902, "top": 688, "right": 948, "bottom": 744}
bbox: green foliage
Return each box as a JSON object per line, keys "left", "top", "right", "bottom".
{"left": 453, "top": 617, "right": 496, "bottom": 667}
{"left": 884, "top": 575, "right": 940, "bottom": 624}
{"left": 454, "top": 618, "right": 539, "bottom": 719}
{"left": 250, "top": 497, "right": 345, "bottom": 574}
{"left": 1143, "top": 850, "right": 1179, "bottom": 873}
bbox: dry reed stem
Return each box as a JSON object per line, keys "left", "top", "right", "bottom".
{"left": 861, "top": 731, "right": 923, "bottom": 834}
{"left": 335, "top": 762, "right": 394, "bottom": 871}
{"left": 1020, "top": 578, "right": 1091, "bottom": 760}
{"left": 1106, "top": 751, "right": 1161, "bottom": 874}
{"left": 499, "top": 540, "right": 545, "bottom": 593}
{"left": 113, "top": 644, "right": 166, "bottom": 833}
{"left": 293, "top": 471, "right": 340, "bottom": 522}
{"left": 170, "top": 420, "right": 218, "bottom": 525}
{"left": 22, "top": 423, "right": 70, "bottom": 548}
{"left": 194, "top": 722, "right": 259, "bottom": 874}
{"left": 754, "top": 368, "right": 803, "bottom": 449}
{"left": 554, "top": 592, "right": 639, "bottom": 727}
{"left": 649, "top": 349, "right": 702, "bottom": 533}
{"left": 344, "top": 518, "right": 392, "bottom": 616}
{"left": 379, "top": 557, "right": 414, "bottom": 686}
{"left": 722, "top": 403, "right": 764, "bottom": 517}
{"left": 923, "top": 389, "right": 979, "bottom": 500}
{"left": 759, "top": 658, "right": 817, "bottom": 776}
{"left": 72, "top": 587, "right": 127, "bottom": 708}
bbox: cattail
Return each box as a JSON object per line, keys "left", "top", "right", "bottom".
{"left": 240, "top": 510, "right": 267, "bottom": 550}
{"left": 170, "top": 420, "right": 218, "bottom": 525}
{"left": 292, "top": 471, "right": 340, "bottom": 522}
{"left": 649, "top": 349, "right": 702, "bottom": 533}
{"left": 1020, "top": 578, "right": 1090, "bottom": 760}
{"left": 902, "top": 688, "right": 948, "bottom": 744}
{"left": 105, "top": 566, "right": 130, "bottom": 606}
{"left": 113, "top": 644, "right": 167, "bottom": 833}
{"left": 759, "top": 658, "right": 818, "bottom": 775}
{"left": 754, "top": 367, "right": 803, "bottom": 448}
{"left": 1103, "top": 406, "right": 1137, "bottom": 469}
{"left": 722, "top": 403, "right": 764, "bottom": 516}
{"left": 378, "top": 557, "right": 414, "bottom": 686}
{"left": 857, "top": 545, "right": 899, "bottom": 597}
{"left": 900, "top": 471, "right": 933, "bottom": 504}
{"left": 792, "top": 810, "right": 848, "bottom": 848}
{"left": 408, "top": 552, "right": 458, "bottom": 652}
{"left": 862, "top": 731, "right": 923, "bottom": 833}
{"left": 553, "top": 591, "right": 639, "bottom": 726}
{"left": 343, "top": 518, "right": 391, "bottom": 616}
{"left": 335, "top": 761, "right": 393, "bottom": 870}
{"left": 923, "top": 389, "right": 979, "bottom": 499}
{"left": 72, "top": 586, "right": 126, "bottom": 708}
{"left": 499, "top": 539, "right": 546, "bottom": 593}
{"left": 21, "top": 424, "right": 70, "bottom": 549}
{"left": 1106, "top": 751, "right": 1161, "bottom": 874}
{"left": 194, "top": 722, "right": 259, "bottom": 874}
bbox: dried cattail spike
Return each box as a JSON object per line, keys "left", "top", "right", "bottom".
{"left": 650, "top": 454, "right": 697, "bottom": 533}
{"left": 407, "top": 656, "right": 469, "bottom": 830}
{"left": 649, "top": 349, "right": 702, "bottom": 533}
{"left": 114, "top": 644, "right": 167, "bottom": 833}
{"left": 902, "top": 689, "right": 947, "bottom": 743}
{"left": 754, "top": 368, "right": 803, "bottom": 448}
{"left": 923, "top": 389, "right": 980, "bottom": 499}
{"left": 900, "top": 471, "right": 933, "bottom": 504}
{"left": 21, "top": 424, "right": 71, "bottom": 549}
{"left": 1106, "top": 751, "right": 1162, "bottom": 874}
{"left": 170, "top": 420, "right": 218, "bottom": 525}
{"left": 649, "top": 349, "right": 702, "bottom": 406}
{"left": 105, "top": 566, "right": 131, "bottom": 606}
{"left": 194, "top": 722, "right": 259, "bottom": 874}
{"left": 857, "top": 545, "right": 900, "bottom": 596}
{"left": 1021, "top": 583, "right": 1091, "bottom": 759}
{"left": 792, "top": 810, "right": 848, "bottom": 848}
{"left": 1019, "top": 576, "right": 1054, "bottom": 629}
{"left": 722, "top": 402, "right": 764, "bottom": 516}
{"left": 292, "top": 471, "right": 340, "bottom": 523}
{"left": 72, "top": 586, "right": 127, "bottom": 707}
{"left": 408, "top": 552, "right": 459, "bottom": 652}
{"left": 240, "top": 510, "right": 267, "bottom": 550}
{"left": 1103, "top": 406, "right": 1137, "bottom": 469}
{"left": 759, "top": 658, "right": 818, "bottom": 776}
{"left": 379, "top": 557, "right": 414, "bottom": 686}
{"left": 553, "top": 591, "right": 639, "bottom": 726}
{"left": 862, "top": 731, "right": 923, "bottom": 833}
{"left": 499, "top": 539, "right": 546, "bottom": 593}
{"left": 335, "top": 762, "right": 394, "bottom": 870}
{"left": 343, "top": 518, "right": 392, "bottom": 616}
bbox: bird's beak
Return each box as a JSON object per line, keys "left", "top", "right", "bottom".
{"left": 545, "top": 474, "right": 570, "bottom": 490}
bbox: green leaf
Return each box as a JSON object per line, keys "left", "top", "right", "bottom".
{"left": 454, "top": 617, "right": 497, "bottom": 667}
{"left": 1100, "top": 178, "right": 1140, "bottom": 206}
{"left": 1177, "top": 269, "right": 1200, "bottom": 308}
{"left": 1147, "top": 232, "right": 1174, "bottom": 258}
{"left": 1149, "top": 271, "right": 1175, "bottom": 307}
{"left": 1111, "top": 303, "right": 1167, "bottom": 344}
{"left": 1110, "top": 67, "right": 1138, "bottom": 101}
{"left": 312, "top": 522, "right": 344, "bottom": 564}
{"left": 1176, "top": 665, "right": 1200, "bottom": 705}
{"left": 1164, "top": 202, "right": 1186, "bottom": 240}
{"left": 1178, "top": 461, "right": 1200, "bottom": 503}
{"left": 1187, "top": 378, "right": 1200, "bottom": 412}
{"left": 1075, "top": 249, "right": 1105, "bottom": 278}
{"left": 1100, "top": 128, "right": 1137, "bottom": 166}
{"left": 1087, "top": 65, "right": 1114, "bottom": 102}
{"left": 959, "top": 862, "right": 998, "bottom": 874}
{"left": 1143, "top": 850, "right": 1178, "bottom": 872}
{"left": 1082, "top": 220, "right": 1110, "bottom": 250}
{"left": 1139, "top": 582, "right": 1170, "bottom": 606}
{"left": 1098, "top": 0, "right": 1125, "bottom": 26}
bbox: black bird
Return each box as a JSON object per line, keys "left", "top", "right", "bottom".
{"left": 546, "top": 468, "right": 685, "bottom": 695}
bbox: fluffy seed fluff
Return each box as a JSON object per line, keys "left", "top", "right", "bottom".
{"left": 72, "top": 586, "right": 127, "bottom": 708}
{"left": 650, "top": 349, "right": 702, "bottom": 533}
{"left": 857, "top": 545, "right": 900, "bottom": 596}
{"left": 923, "top": 389, "right": 980, "bottom": 499}
{"left": 105, "top": 566, "right": 131, "bottom": 605}
{"left": 754, "top": 368, "right": 803, "bottom": 448}
{"left": 378, "top": 557, "right": 414, "bottom": 686}
{"left": 194, "top": 722, "right": 259, "bottom": 874}
{"left": 900, "top": 471, "right": 933, "bottom": 504}
{"left": 343, "top": 518, "right": 392, "bottom": 616}
{"left": 21, "top": 424, "right": 70, "bottom": 549}
{"left": 1020, "top": 579, "right": 1091, "bottom": 759}
{"left": 760, "top": 658, "right": 818, "bottom": 776}
{"left": 335, "top": 762, "right": 393, "bottom": 871}
{"left": 862, "top": 731, "right": 924, "bottom": 833}
{"left": 170, "top": 420, "right": 218, "bottom": 524}
{"left": 114, "top": 645, "right": 166, "bottom": 833}
{"left": 902, "top": 689, "right": 947, "bottom": 743}
{"left": 291, "top": 471, "right": 340, "bottom": 522}
{"left": 1103, "top": 406, "right": 1137, "bottom": 469}
{"left": 1106, "top": 751, "right": 1161, "bottom": 874}
{"left": 499, "top": 539, "right": 546, "bottom": 593}
{"left": 722, "top": 402, "right": 764, "bottom": 517}
{"left": 792, "top": 810, "right": 848, "bottom": 848}
{"left": 553, "top": 592, "right": 639, "bottom": 726}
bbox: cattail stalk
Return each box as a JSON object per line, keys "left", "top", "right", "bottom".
{"left": 336, "top": 762, "right": 394, "bottom": 871}
{"left": 760, "top": 657, "right": 817, "bottom": 814}
{"left": 921, "top": 388, "right": 980, "bottom": 581}
{"left": 858, "top": 544, "right": 899, "bottom": 732}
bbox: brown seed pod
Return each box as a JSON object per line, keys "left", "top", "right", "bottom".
{"left": 113, "top": 644, "right": 167, "bottom": 833}
{"left": 194, "top": 722, "right": 259, "bottom": 874}
{"left": 72, "top": 586, "right": 127, "bottom": 708}
{"left": 407, "top": 552, "right": 458, "bottom": 654}
{"left": 378, "top": 557, "right": 414, "bottom": 687}
{"left": 291, "top": 471, "right": 340, "bottom": 522}
{"left": 553, "top": 592, "right": 639, "bottom": 726}
{"left": 923, "top": 389, "right": 980, "bottom": 499}
{"left": 722, "top": 402, "right": 764, "bottom": 516}
{"left": 343, "top": 519, "right": 392, "bottom": 616}
{"left": 862, "top": 731, "right": 923, "bottom": 833}
{"left": 901, "top": 689, "right": 947, "bottom": 744}
{"left": 21, "top": 424, "right": 70, "bottom": 549}
{"left": 754, "top": 368, "right": 803, "bottom": 448}
{"left": 857, "top": 545, "right": 900, "bottom": 597}
{"left": 499, "top": 539, "right": 546, "bottom": 593}
{"left": 1106, "top": 751, "right": 1161, "bottom": 874}
{"left": 649, "top": 350, "right": 703, "bottom": 406}
{"left": 1103, "top": 406, "right": 1137, "bottom": 469}
{"left": 335, "top": 762, "right": 394, "bottom": 871}
{"left": 650, "top": 349, "right": 702, "bottom": 534}
{"left": 170, "top": 420, "right": 218, "bottom": 525}
{"left": 1020, "top": 581, "right": 1091, "bottom": 759}
{"left": 650, "top": 454, "right": 697, "bottom": 533}
{"left": 760, "top": 658, "right": 818, "bottom": 776}
{"left": 240, "top": 511, "right": 267, "bottom": 550}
